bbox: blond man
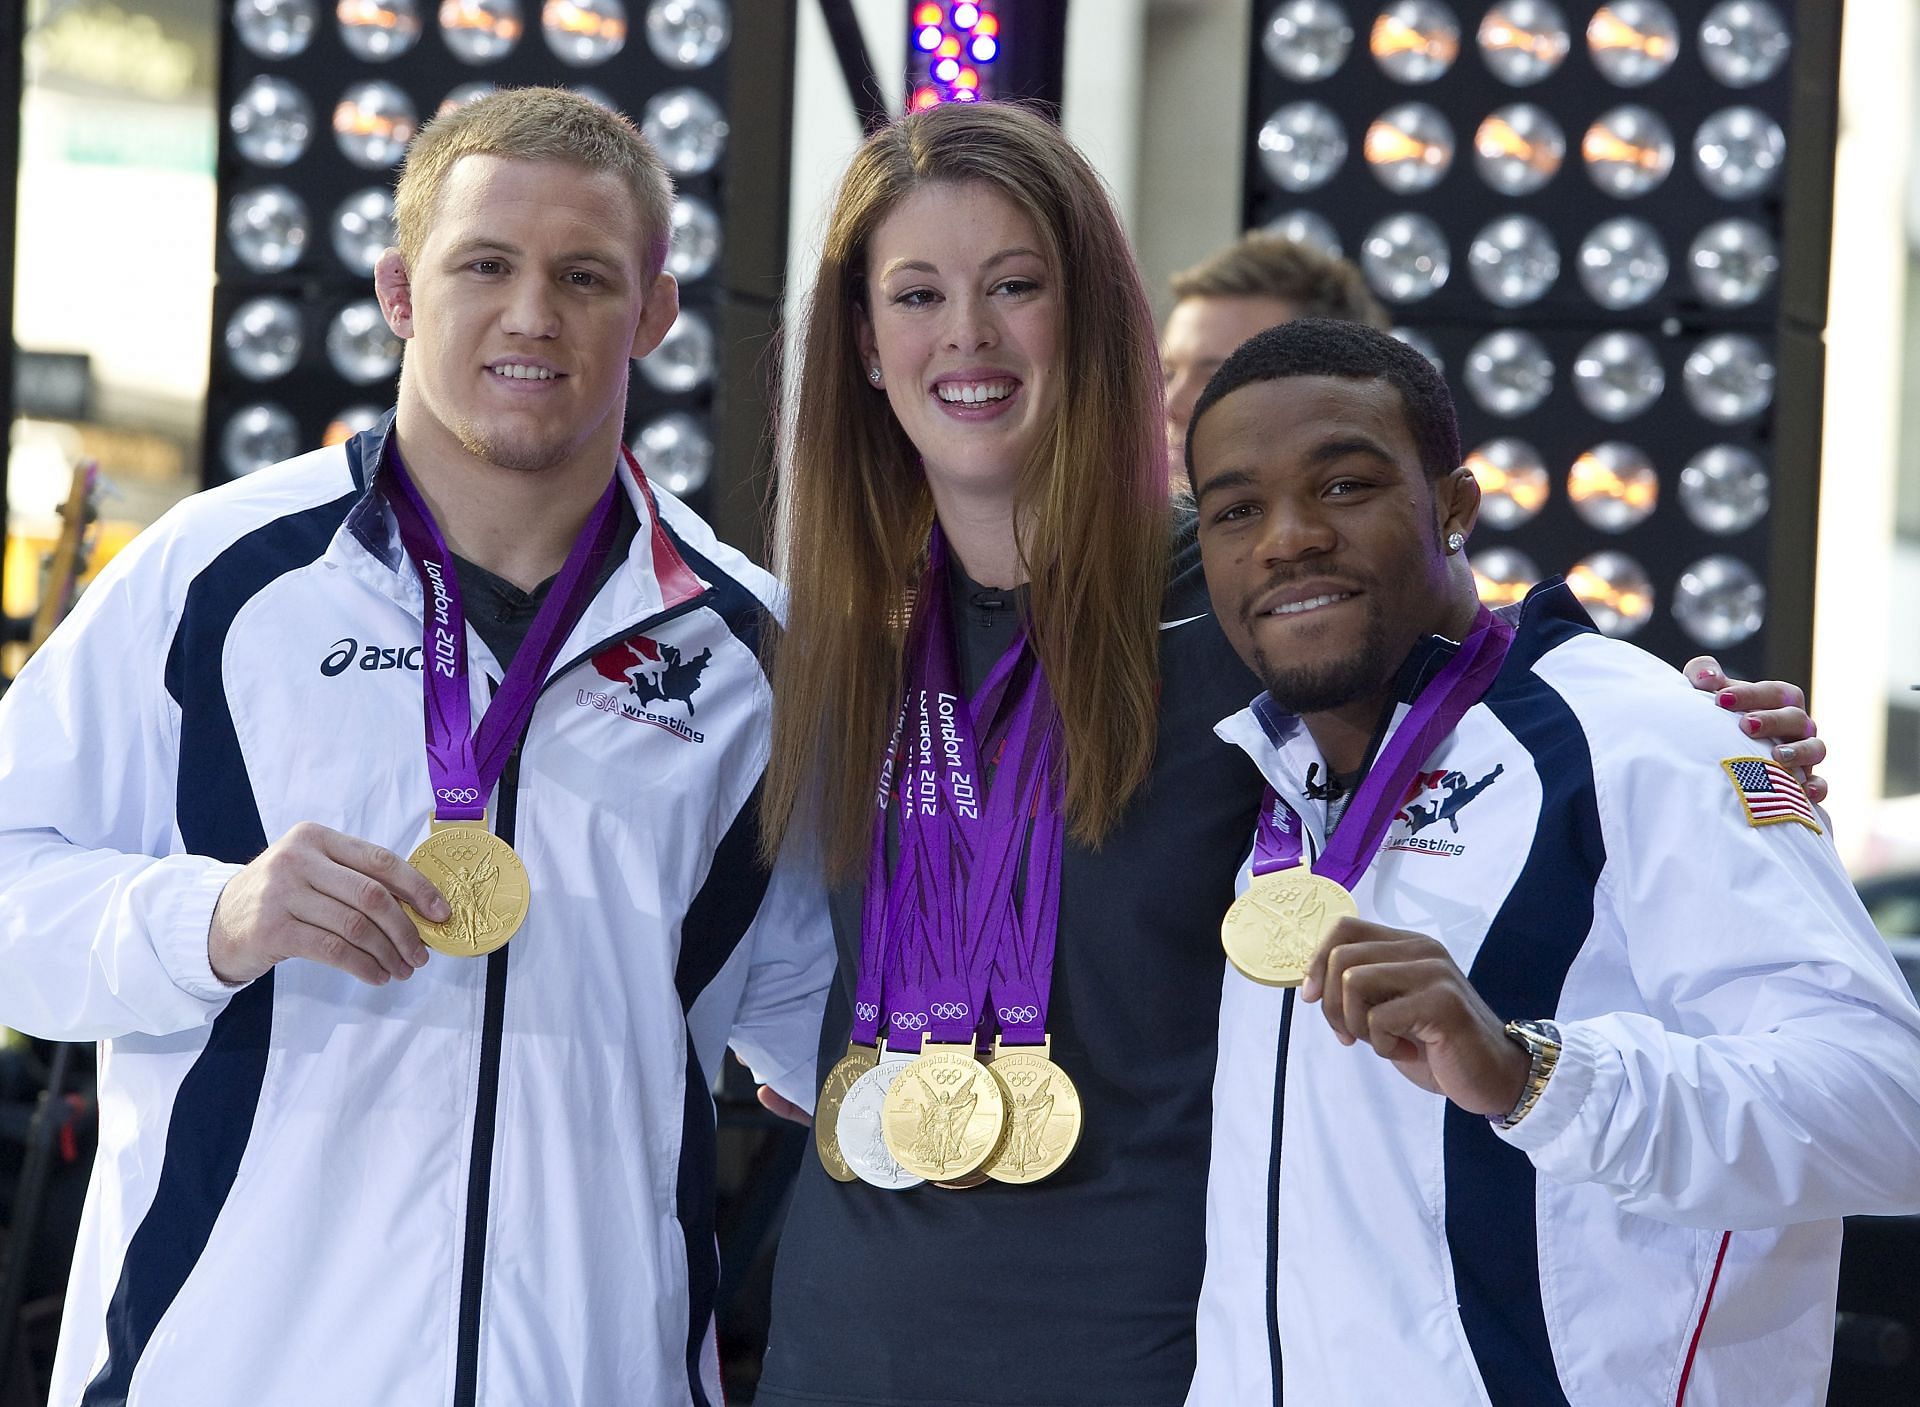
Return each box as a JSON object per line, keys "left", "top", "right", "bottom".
{"left": 0, "top": 88, "right": 831, "bottom": 1407}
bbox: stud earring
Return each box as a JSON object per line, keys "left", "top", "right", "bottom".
{"left": 868, "top": 368, "right": 882, "bottom": 384}
{"left": 1446, "top": 531, "right": 1466, "bottom": 553}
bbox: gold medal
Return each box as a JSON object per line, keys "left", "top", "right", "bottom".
{"left": 981, "top": 1037, "right": 1082, "bottom": 1184}
{"left": 1221, "top": 863, "right": 1356, "bottom": 987}
{"left": 815, "top": 1042, "right": 878, "bottom": 1182}
{"left": 881, "top": 1043, "right": 1006, "bottom": 1183}
{"left": 405, "top": 819, "right": 530, "bottom": 957}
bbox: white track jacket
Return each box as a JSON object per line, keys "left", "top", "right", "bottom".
{"left": 1191, "top": 584, "right": 1920, "bottom": 1407}
{"left": 0, "top": 422, "right": 833, "bottom": 1407}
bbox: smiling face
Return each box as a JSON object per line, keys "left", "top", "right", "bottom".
{"left": 1192, "top": 374, "right": 1479, "bottom": 730}
{"left": 855, "top": 180, "right": 1063, "bottom": 511}
{"left": 1161, "top": 294, "right": 1297, "bottom": 477}
{"left": 376, "top": 153, "right": 677, "bottom": 481}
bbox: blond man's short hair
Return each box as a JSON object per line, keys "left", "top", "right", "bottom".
{"left": 1170, "top": 232, "right": 1389, "bottom": 330}
{"left": 392, "top": 86, "right": 674, "bottom": 278}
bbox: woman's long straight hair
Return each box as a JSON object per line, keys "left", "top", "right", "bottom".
{"left": 760, "top": 102, "right": 1170, "bottom": 880}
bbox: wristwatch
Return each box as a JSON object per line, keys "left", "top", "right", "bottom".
{"left": 1493, "top": 1019, "right": 1562, "bottom": 1130}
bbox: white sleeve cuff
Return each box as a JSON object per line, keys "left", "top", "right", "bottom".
{"left": 1494, "top": 1018, "right": 1603, "bottom": 1156}
{"left": 154, "top": 857, "right": 249, "bottom": 1003}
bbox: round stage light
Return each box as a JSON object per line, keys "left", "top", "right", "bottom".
{"left": 333, "top": 81, "right": 418, "bottom": 169}
{"left": 667, "top": 196, "right": 722, "bottom": 282}
{"left": 1588, "top": 1, "right": 1679, "bottom": 87}
{"left": 1370, "top": 0, "right": 1460, "bottom": 84}
{"left": 542, "top": 0, "right": 627, "bottom": 64}
{"left": 646, "top": 0, "right": 729, "bottom": 68}
{"left": 331, "top": 187, "right": 396, "bottom": 276}
{"left": 1466, "top": 438, "right": 1549, "bottom": 528}
{"left": 640, "top": 308, "right": 716, "bottom": 392}
{"left": 643, "top": 87, "right": 728, "bottom": 175}
{"left": 231, "top": 76, "right": 315, "bottom": 168}
{"left": 1390, "top": 327, "right": 1443, "bottom": 372}
{"left": 222, "top": 404, "right": 301, "bottom": 477}
{"left": 1684, "top": 333, "right": 1774, "bottom": 423}
{"left": 1584, "top": 105, "right": 1675, "bottom": 197}
{"left": 1262, "top": 0, "right": 1354, "bottom": 82}
{"left": 440, "top": 0, "right": 522, "bottom": 62}
{"left": 1365, "top": 103, "right": 1455, "bottom": 193}
{"left": 1257, "top": 102, "right": 1348, "bottom": 192}
{"left": 337, "top": 0, "right": 422, "bottom": 60}
{"left": 326, "top": 299, "right": 403, "bottom": 384}
{"left": 1470, "top": 546, "right": 1540, "bottom": 607}
{"left": 1477, "top": 1, "right": 1569, "bottom": 86}
{"left": 1688, "top": 218, "right": 1779, "bottom": 307}
{"left": 324, "top": 405, "right": 384, "bottom": 446}
{"left": 439, "top": 82, "right": 497, "bottom": 114}
{"left": 1577, "top": 216, "right": 1668, "bottom": 310}
{"left": 1694, "top": 106, "right": 1786, "bottom": 199}
{"left": 227, "top": 186, "right": 311, "bottom": 274}
{"left": 1568, "top": 441, "right": 1659, "bottom": 530}
{"left": 1680, "top": 444, "right": 1770, "bottom": 534}
{"left": 1572, "top": 331, "right": 1664, "bottom": 422}
{"left": 226, "top": 297, "right": 304, "bottom": 381}
{"left": 633, "top": 412, "right": 713, "bottom": 495}
{"left": 1474, "top": 104, "right": 1565, "bottom": 195}
{"left": 235, "top": 0, "right": 318, "bottom": 57}
{"left": 1674, "top": 555, "right": 1764, "bottom": 646}
{"left": 1360, "top": 212, "right": 1450, "bottom": 302}
{"left": 1263, "top": 209, "right": 1343, "bottom": 257}
{"left": 1568, "top": 551, "right": 1655, "bottom": 637}
{"left": 1700, "top": 1, "right": 1790, "bottom": 88}
{"left": 1465, "top": 329, "right": 1553, "bottom": 417}
{"left": 1468, "top": 214, "right": 1558, "bottom": 307}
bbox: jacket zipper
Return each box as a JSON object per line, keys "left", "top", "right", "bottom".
{"left": 447, "top": 586, "right": 716, "bottom": 1405}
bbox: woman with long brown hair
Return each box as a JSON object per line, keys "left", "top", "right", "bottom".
{"left": 749, "top": 100, "right": 1821, "bottom": 1407}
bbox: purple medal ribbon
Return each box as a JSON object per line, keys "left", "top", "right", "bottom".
{"left": 382, "top": 444, "right": 622, "bottom": 822}
{"left": 1251, "top": 606, "right": 1515, "bottom": 885}
{"left": 856, "top": 528, "right": 1063, "bottom": 1053}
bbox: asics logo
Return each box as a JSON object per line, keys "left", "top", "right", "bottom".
{"left": 436, "top": 787, "right": 481, "bottom": 805}
{"left": 321, "top": 638, "right": 423, "bottom": 677}
{"left": 891, "top": 1012, "right": 929, "bottom": 1031}
{"left": 854, "top": 1002, "right": 879, "bottom": 1022}
{"left": 997, "top": 1004, "right": 1040, "bottom": 1024}
{"left": 929, "top": 1001, "right": 970, "bottom": 1021}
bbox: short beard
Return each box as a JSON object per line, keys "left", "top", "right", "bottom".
{"left": 1248, "top": 605, "right": 1396, "bottom": 717}
{"left": 453, "top": 418, "right": 571, "bottom": 475}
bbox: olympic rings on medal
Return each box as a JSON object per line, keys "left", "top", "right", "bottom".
{"left": 854, "top": 1001, "right": 879, "bottom": 1022}
{"left": 929, "top": 1001, "right": 970, "bottom": 1021}
{"left": 436, "top": 786, "right": 481, "bottom": 805}
{"left": 996, "top": 1004, "right": 1040, "bottom": 1024}
{"left": 891, "top": 1011, "right": 928, "bottom": 1031}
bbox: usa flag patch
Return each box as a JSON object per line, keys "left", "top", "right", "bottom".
{"left": 1722, "top": 756, "right": 1822, "bottom": 833}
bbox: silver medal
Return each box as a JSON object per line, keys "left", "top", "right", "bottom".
{"left": 837, "top": 1051, "right": 924, "bottom": 1190}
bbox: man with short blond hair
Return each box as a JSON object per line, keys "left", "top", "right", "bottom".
{"left": 0, "top": 87, "right": 831, "bottom": 1407}
{"left": 1161, "top": 232, "right": 1389, "bottom": 487}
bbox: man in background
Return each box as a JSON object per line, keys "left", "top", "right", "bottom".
{"left": 1161, "top": 233, "right": 1388, "bottom": 490}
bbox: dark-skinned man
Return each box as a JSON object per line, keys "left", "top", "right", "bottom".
{"left": 1183, "top": 318, "right": 1920, "bottom": 1406}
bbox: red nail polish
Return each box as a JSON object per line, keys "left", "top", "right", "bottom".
{"left": 1742, "top": 715, "right": 1762, "bottom": 735}
{"left": 1717, "top": 691, "right": 1738, "bottom": 709}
